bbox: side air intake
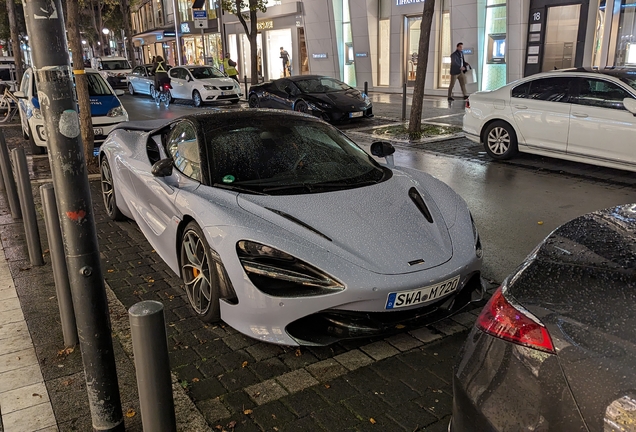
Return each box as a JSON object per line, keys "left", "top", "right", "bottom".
{"left": 408, "top": 187, "right": 434, "bottom": 223}
{"left": 265, "top": 208, "right": 332, "bottom": 241}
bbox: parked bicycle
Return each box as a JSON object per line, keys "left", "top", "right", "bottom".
{"left": 153, "top": 82, "right": 172, "bottom": 108}
{"left": 0, "top": 85, "right": 20, "bottom": 123}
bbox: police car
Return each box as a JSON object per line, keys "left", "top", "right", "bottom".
{"left": 16, "top": 67, "right": 128, "bottom": 155}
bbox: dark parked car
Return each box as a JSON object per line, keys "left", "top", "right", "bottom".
{"left": 248, "top": 75, "right": 373, "bottom": 122}
{"left": 452, "top": 204, "right": 636, "bottom": 432}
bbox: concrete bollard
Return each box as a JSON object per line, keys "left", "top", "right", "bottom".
{"left": 244, "top": 75, "right": 249, "bottom": 100}
{"left": 129, "top": 300, "right": 177, "bottom": 432}
{"left": 0, "top": 131, "right": 21, "bottom": 219}
{"left": 11, "top": 147, "right": 43, "bottom": 266}
{"left": 40, "top": 183, "right": 78, "bottom": 347}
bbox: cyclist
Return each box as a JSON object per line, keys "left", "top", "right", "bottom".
{"left": 152, "top": 56, "right": 171, "bottom": 95}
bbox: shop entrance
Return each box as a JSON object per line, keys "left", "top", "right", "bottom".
{"left": 265, "top": 29, "right": 292, "bottom": 80}
{"left": 542, "top": 4, "right": 581, "bottom": 71}
{"left": 404, "top": 16, "right": 421, "bottom": 87}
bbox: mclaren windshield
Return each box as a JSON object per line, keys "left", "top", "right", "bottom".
{"left": 294, "top": 77, "right": 353, "bottom": 94}
{"left": 207, "top": 119, "right": 388, "bottom": 195}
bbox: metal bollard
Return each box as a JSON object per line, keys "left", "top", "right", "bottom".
{"left": 364, "top": 81, "right": 368, "bottom": 97}
{"left": 129, "top": 301, "right": 177, "bottom": 432}
{"left": 12, "top": 147, "right": 43, "bottom": 266}
{"left": 244, "top": 75, "right": 248, "bottom": 99}
{"left": 0, "top": 131, "right": 21, "bottom": 219}
{"left": 40, "top": 184, "right": 78, "bottom": 347}
{"left": 402, "top": 83, "right": 407, "bottom": 121}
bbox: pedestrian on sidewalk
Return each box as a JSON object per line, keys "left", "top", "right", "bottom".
{"left": 448, "top": 42, "right": 470, "bottom": 101}
{"left": 280, "top": 47, "right": 291, "bottom": 77}
{"left": 223, "top": 53, "right": 239, "bottom": 82}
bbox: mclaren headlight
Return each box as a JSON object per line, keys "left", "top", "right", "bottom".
{"left": 470, "top": 213, "right": 483, "bottom": 259}
{"left": 107, "top": 105, "right": 126, "bottom": 118}
{"left": 237, "top": 240, "right": 344, "bottom": 297}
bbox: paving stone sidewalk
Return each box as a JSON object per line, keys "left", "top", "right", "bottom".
{"left": 0, "top": 122, "right": 494, "bottom": 431}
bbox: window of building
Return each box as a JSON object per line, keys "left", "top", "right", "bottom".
{"left": 342, "top": 0, "right": 356, "bottom": 87}
{"left": 405, "top": 16, "right": 421, "bottom": 87}
{"left": 438, "top": 1, "right": 451, "bottom": 89}
{"left": 614, "top": 0, "right": 636, "bottom": 66}
{"left": 377, "top": 0, "right": 390, "bottom": 86}
{"left": 481, "top": 0, "right": 507, "bottom": 90}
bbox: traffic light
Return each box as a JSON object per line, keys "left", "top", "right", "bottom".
{"left": 192, "top": 0, "right": 205, "bottom": 8}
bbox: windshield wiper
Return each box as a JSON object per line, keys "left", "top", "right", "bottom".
{"left": 262, "top": 184, "right": 313, "bottom": 193}
{"left": 311, "top": 180, "right": 380, "bottom": 190}
{"left": 213, "top": 183, "right": 268, "bottom": 195}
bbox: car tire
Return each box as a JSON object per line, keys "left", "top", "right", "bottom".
{"left": 294, "top": 100, "right": 308, "bottom": 113}
{"left": 27, "top": 126, "right": 45, "bottom": 155}
{"left": 180, "top": 221, "right": 221, "bottom": 323}
{"left": 193, "top": 90, "right": 202, "bottom": 108}
{"left": 483, "top": 121, "right": 518, "bottom": 160}
{"left": 248, "top": 94, "right": 260, "bottom": 108}
{"left": 128, "top": 82, "right": 135, "bottom": 95}
{"left": 149, "top": 85, "right": 155, "bottom": 99}
{"left": 100, "top": 157, "right": 125, "bottom": 221}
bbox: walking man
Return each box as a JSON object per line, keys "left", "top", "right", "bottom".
{"left": 223, "top": 53, "right": 239, "bottom": 82}
{"left": 280, "top": 47, "right": 291, "bottom": 77}
{"left": 448, "top": 42, "right": 470, "bottom": 101}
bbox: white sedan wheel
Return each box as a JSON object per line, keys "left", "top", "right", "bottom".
{"left": 487, "top": 126, "right": 510, "bottom": 155}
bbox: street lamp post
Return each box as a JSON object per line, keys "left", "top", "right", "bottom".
{"left": 102, "top": 28, "right": 110, "bottom": 55}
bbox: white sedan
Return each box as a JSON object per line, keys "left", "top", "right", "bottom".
{"left": 463, "top": 68, "right": 636, "bottom": 172}
{"left": 168, "top": 65, "right": 241, "bottom": 107}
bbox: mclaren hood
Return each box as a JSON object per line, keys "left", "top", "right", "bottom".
{"left": 237, "top": 172, "right": 453, "bottom": 275}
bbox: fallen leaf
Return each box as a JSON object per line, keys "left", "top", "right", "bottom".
{"left": 107, "top": 269, "right": 114, "bottom": 273}
{"left": 214, "top": 426, "right": 223, "bottom": 430}
{"left": 295, "top": 349, "right": 302, "bottom": 357}
{"left": 241, "top": 361, "right": 248, "bottom": 368}
{"left": 253, "top": 391, "right": 261, "bottom": 397}
{"left": 369, "top": 418, "right": 377, "bottom": 424}
{"left": 125, "top": 409, "right": 136, "bottom": 418}
{"left": 32, "top": 393, "right": 42, "bottom": 398}
{"left": 148, "top": 279, "right": 155, "bottom": 283}
{"left": 537, "top": 221, "right": 544, "bottom": 225}
{"left": 57, "top": 347, "right": 74, "bottom": 357}
{"left": 192, "top": 377, "right": 200, "bottom": 383}
{"left": 395, "top": 324, "right": 405, "bottom": 329}
{"left": 324, "top": 384, "right": 331, "bottom": 389}
{"left": 48, "top": 296, "right": 55, "bottom": 300}
{"left": 243, "top": 409, "right": 253, "bottom": 415}
{"left": 62, "top": 379, "right": 73, "bottom": 386}
{"left": 271, "top": 414, "right": 277, "bottom": 419}
{"left": 227, "top": 420, "right": 237, "bottom": 428}
{"left": 151, "top": 249, "right": 156, "bottom": 253}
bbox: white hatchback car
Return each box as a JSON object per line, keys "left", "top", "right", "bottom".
{"left": 16, "top": 67, "right": 128, "bottom": 155}
{"left": 463, "top": 68, "right": 636, "bottom": 172}
{"left": 168, "top": 65, "right": 241, "bottom": 107}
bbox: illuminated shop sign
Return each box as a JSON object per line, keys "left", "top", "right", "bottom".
{"left": 257, "top": 20, "right": 274, "bottom": 30}
{"left": 312, "top": 53, "right": 328, "bottom": 59}
{"left": 396, "top": 0, "right": 424, "bottom": 5}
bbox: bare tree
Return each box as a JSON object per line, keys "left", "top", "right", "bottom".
{"left": 67, "top": 0, "right": 96, "bottom": 167}
{"left": 90, "top": 0, "right": 106, "bottom": 56}
{"left": 6, "top": 0, "right": 23, "bottom": 85}
{"left": 408, "top": 0, "right": 435, "bottom": 135}
{"left": 119, "top": 0, "right": 135, "bottom": 66}
{"left": 221, "top": 0, "right": 267, "bottom": 84}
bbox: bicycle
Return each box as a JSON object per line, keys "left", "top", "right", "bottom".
{"left": 153, "top": 82, "right": 172, "bottom": 108}
{"left": 0, "top": 86, "right": 20, "bottom": 123}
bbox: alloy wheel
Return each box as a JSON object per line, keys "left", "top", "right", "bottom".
{"left": 487, "top": 127, "right": 510, "bottom": 155}
{"left": 100, "top": 159, "right": 115, "bottom": 216}
{"left": 181, "top": 229, "right": 212, "bottom": 315}
{"left": 193, "top": 91, "right": 202, "bottom": 107}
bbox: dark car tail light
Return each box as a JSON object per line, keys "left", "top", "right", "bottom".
{"left": 477, "top": 287, "right": 554, "bottom": 353}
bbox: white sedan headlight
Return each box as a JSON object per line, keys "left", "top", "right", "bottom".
{"left": 204, "top": 85, "right": 217, "bottom": 91}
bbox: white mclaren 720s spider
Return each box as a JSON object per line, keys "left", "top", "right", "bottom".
{"left": 99, "top": 109, "right": 484, "bottom": 345}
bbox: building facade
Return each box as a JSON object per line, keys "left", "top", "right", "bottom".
{"left": 130, "top": 0, "right": 636, "bottom": 92}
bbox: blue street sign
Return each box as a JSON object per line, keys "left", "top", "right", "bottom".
{"left": 193, "top": 10, "right": 207, "bottom": 19}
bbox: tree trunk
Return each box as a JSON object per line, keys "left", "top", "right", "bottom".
{"left": 249, "top": 9, "right": 258, "bottom": 84}
{"left": 120, "top": 0, "right": 136, "bottom": 66}
{"left": 67, "top": 0, "right": 96, "bottom": 168}
{"left": 408, "top": 0, "right": 435, "bottom": 135}
{"left": 6, "top": 0, "right": 24, "bottom": 86}
{"left": 92, "top": 0, "right": 105, "bottom": 56}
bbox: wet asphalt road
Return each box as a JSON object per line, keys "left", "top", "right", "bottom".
{"left": 120, "top": 94, "right": 636, "bottom": 284}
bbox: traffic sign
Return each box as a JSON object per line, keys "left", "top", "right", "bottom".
{"left": 193, "top": 10, "right": 207, "bottom": 19}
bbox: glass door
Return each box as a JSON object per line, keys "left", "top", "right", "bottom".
{"left": 542, "top": 4, "right": 581, "bottom": 72}
{"left": 405, "top": 16, "right": 421, "bottom": 87}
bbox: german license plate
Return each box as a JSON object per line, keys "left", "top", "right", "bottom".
{"left": 385, "top": 276, "right": 460, "bottom": 310}
{"left": 349, "top": 111, "right": 363, "bottom": 118}
{"left": 93, "top": 128, "right": 103, "bottom": 136}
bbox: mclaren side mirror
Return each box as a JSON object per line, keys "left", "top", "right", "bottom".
{"left": 13, "top": 91, "right": 25, "bottom": 99}
{"left": 151, "top": 158, "right": 174, "bottom": 177}
{"left": 370, "top": 141, "right": 395, "bottom": 167}
{"left": 624, "top": 98, "right": 636, "bottom": 116}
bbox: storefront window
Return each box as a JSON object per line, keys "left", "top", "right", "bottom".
{"left": 178, "top": 0, "right": 191, "bottom": 22}
{"left": 343, "top": 0, "right": 356, "bottom": 87}
{"left": 438, "top": 8, "right": 451, "bottom": 88}
{"left": 205, "top": 33, "right": 222, "bottom": 69}
{"left": 592, "top": 2, "right": 606, "bottom": 68}
{"left": 266, "top": 29, "right": 291, "bottom": 80}
{"left": 405, "top": 16, "right": 421, "bottom": 87}
{"left": 614, "top": 0, "right": 636, "bottom": 66}
{"left": 481, "top": 0, "right": 507, "bottom": 90}
{"left": 377, "top": 0, "right": 390, "bottom": 86}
